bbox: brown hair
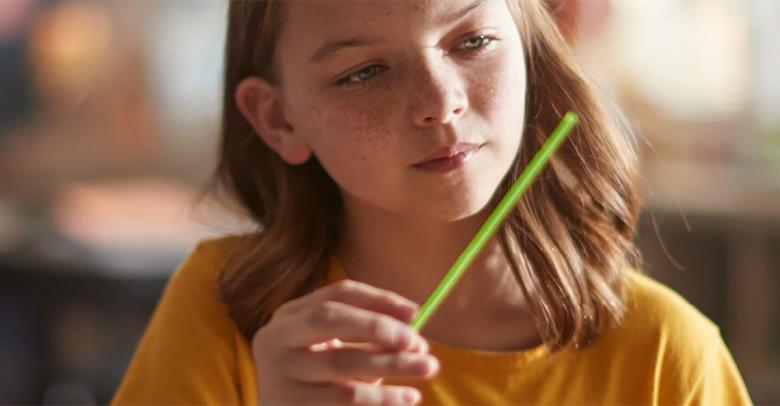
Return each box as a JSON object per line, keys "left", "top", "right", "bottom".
{"left": 208, "top": 0, "right": 643, "bottom": 351}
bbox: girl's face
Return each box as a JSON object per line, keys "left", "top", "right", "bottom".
{"left": 275, "top": 0, "right": 526, "bottom": 221}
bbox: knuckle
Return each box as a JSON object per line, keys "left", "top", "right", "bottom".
{"left": 274, "top": 299, "right": 296, "bottom": 317}
{"left": 332, "top": 279, "right": 359, "bottom": 297}
{"left": 380, "top": 292, "right": 402, "bottom": 306}
{"left": 371, "top": 315, "right": 399, "bottom": 343}
{"left": 309, "top": 301, "right": 341, "bottom": 327}
{"left": 391, "top": 353, "right": 409, "bottom": 372}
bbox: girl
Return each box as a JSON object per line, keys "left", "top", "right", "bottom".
{"left": 113, "top": 0, "right": 752, "bottom": 404}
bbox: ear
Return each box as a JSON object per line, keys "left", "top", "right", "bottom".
{"left": 234, "top": 77, "right": 312, "bottom": 165}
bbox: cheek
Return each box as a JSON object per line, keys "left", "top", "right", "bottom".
{"left": 301, "top": 95, "right": 399, "bottom": 187}
{"left": 473, "top": 55, "right": 526, "bottom": 120}
{"left": 471, "top": 53, "right": 527, "bottom": 147}
{"left": 338, "top": 96, "right": 396, "bottom": 157}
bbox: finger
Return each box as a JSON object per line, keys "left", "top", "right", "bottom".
{"left": 347, "top": 381, "right": 423, "bottom": 406}
{"left": 287, "top": 300, "right": 426, "bottom": 351}
{"left": 289, "top": 346, "right": 439, "bottom": 383}
{"left": 310, "top": 341, "right": 428, "bottom": 385}
{"left": 283, "top": 279, "right": 421, "bottom": 323}
{"left": 294, "top": 380, "right": 422, "bottom": 406}
{"left": 311, "top": 339, "right": 428, "bottom": 354}
{"left": 309, "top": 338, "right": 345, "bottom": 352}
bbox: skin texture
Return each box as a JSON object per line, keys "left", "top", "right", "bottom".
{"left": 236, "top": 0, "right": 540, "bottom": 351}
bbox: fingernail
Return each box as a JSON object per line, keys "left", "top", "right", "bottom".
{"left": 428, "top": 356, "right": 440, "bottom": 374}
{"left": 419, "top": 338, "right": 429, "bottom": 353}
{"left": 411, "top": 337, "right": 428, "bottom": 353}
{"left": 420, "top": 355, "right": 439, "bottom": 375}
{"left": 403, "top": 389, "right": 420, "bottom": 404}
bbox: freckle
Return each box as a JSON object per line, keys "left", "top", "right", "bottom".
{"left": 310, "top": 104, "right": 323, "bottom": 118}
{"left": 486, "top": 85, "right": 497, "bottom": 99}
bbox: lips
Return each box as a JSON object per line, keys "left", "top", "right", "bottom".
{"left": 413, "top": 142, "right": 483, "bottom": 166}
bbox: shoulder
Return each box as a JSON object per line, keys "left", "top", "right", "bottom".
{"left": 160, "top": 234, "right": 261, "bottom": 332}
{"left": 622, "top": 269, "right": 720, "bottom": 340}
{"left": 593, "top": 269, "right": 751, "bottom": 404}
{"left": 614, "top": 269, "right": 722, "bottom": 369}
{"left": 170, "top": 234, "right": 251, "bottom": 291}
{"left": 112, "top": 234, "right": 258, "bottom": 404}
{"left": 138, "top": 233, "right": 256, "bottom": 345}
{"left": 183, "top": 234, "right": 249, "bottom": 273}
{"left": 192, "top": 234, "right": 249, "bottom": 256}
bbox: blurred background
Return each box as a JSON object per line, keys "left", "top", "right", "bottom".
{"left": 0, "top": 0, "right": 778, "bottom": 403}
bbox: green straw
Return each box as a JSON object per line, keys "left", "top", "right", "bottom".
{"left": 409, "top": 111, "right": 579, "bottom": 332}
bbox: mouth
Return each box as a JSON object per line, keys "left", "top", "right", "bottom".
{"left": 412, "top": 144, "right": 483, "bottom": 173}
{"left": 413, "top": 142, "right": 483, "bottom": 165}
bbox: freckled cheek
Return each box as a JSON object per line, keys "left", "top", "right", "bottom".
{"left": 341, "top": 103, "right": 394, "bottom": 149}
{"left": 472, "top": 64, "right": 526, "bottom": 117}
{"left": 307, "top": 103, "right": 398, "bottom": 179}
{"left": 468, "top": 62, "right": 527, "bottom": 163}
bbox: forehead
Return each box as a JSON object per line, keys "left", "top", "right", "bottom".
{"left": 276, "top": 0, "right": 503, "bottom": 62}
{"left": 282, "top": 0, "right": 493, "bottom": 24}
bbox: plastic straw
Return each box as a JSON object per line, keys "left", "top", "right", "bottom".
{"left": 409, "top": 111, "right": 579, "bottom": 331}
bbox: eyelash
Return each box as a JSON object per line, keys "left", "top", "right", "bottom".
{"left": 335, "top": 34, "right": 500, "bottom": 88}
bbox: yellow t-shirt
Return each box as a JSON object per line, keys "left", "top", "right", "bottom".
{"left": 112, "top": 236, "right": 752, "bottom": 405}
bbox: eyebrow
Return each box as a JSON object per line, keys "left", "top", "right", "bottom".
{"left": 307, "top": 0, "right": 490, "bottom": 65}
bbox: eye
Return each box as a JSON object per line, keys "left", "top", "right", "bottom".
{"left": 456, "top": 34, "right": 500, "bottom": 54}
{"left": 334, "top": 34, "right": 500, "bottom": 88}
{"left": 335, "top": 65, "right": 385, "bottom": 88}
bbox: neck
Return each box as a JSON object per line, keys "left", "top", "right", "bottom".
{"left": 335, "top": 194, "right": 541, "bottom": 351}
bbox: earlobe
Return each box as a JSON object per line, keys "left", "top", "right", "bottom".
{"left": 234, "top": 77, "right": 312, "bottom": 165}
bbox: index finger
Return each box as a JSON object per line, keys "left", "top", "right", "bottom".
{"left": 282, "top": 279, "right": 421, "bottom": 323}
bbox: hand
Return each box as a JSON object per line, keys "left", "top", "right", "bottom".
{"left": 251, "top": 279, "right": 439, "bottom": 405}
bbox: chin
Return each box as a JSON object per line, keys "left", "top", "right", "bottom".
{"left": 410, "top": 192, "right": 496, "bottom": 223}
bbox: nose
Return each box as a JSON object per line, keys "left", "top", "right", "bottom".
{"left": 410, "top": 60, "right": 468, "bottom": 127}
